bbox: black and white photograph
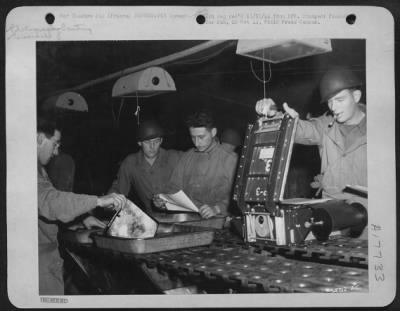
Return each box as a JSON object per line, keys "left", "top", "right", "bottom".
{"left": 5, "top": 5, "right": 396, "bottom": 309}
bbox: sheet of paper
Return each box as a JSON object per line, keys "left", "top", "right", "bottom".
{"left": 159, "top": 190, "right": 199, "bottom": 213}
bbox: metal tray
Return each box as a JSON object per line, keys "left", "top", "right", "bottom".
{"left": 180, "top": 216, "right": 226, "bottom": 229}
{"left": 152, "top": 213, "right": 226, "bottom": 229}
{"left": 151, "top": 212, "right": 201, "bottom": 223}
{"left": 92, "top": 223, "right": 215, "bottom": 254}
{"left": 59, "top": 228, "right": 104, "bottom": 244}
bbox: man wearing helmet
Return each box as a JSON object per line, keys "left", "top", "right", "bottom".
{"left": 108, "top": 120, "right": 182, "bottom": 214}
{"left": 256, "top": 67, "right": 367, "bottom": 203}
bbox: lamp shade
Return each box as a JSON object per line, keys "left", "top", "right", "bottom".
{"left": 41, "top": 91, "right": 88, "bottom": 113}
{"left": 112, "top": 66, "right": 176, "bottom": 98}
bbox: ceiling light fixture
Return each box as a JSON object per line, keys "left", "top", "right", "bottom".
{"left": 236, "top": 39, "right": 332, "bottom": 63}
{"left": 112, "top": 66, "right": 176, "bottom": 98}
{"left": 42, "top": 91, "right": 88, "bottom": 112}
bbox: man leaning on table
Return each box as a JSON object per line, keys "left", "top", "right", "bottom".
{"left": 37, "top": 117, "right": 126, "bottom": 295}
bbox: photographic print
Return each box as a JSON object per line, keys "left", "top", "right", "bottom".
{"left": 5, "top": 5, "right": 396, "bottom": 308}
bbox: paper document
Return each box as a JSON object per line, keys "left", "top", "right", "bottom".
{"left": 159, "top": 190, "right": 199, "bottom": 213}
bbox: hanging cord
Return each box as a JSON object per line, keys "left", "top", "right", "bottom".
{"left": 250, "top": 60, "right": 272, "bottom": 97}
{"left": 111, "top": 96, "right": 140, "bottom": 127}
{"left": 134, "top": 93, "right": 141, "bottom": 125}
{"left": 111, "top": 99, "right": 116, "bottom": 127}
{"left": 111, "top": 97, "right": 124, "bottom": 127}
{"left": 263, "top": 48, "right": 268, "bottom": 99}
{"left": 251, "top": 50, "right": 277, "bottom": 117}
{"left": 262, "top": 60, "right": 266, "bottom": 99}
{"left": 111, "top": 98, "right": 124, "bottom": 127}
{"left": 116, "top": 97, "right": 125, "bottom": 126}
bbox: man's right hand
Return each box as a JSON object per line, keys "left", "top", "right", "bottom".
{"left": 97, "top": 193, "right": 126, "bottom": 211}
{"left": 255, "top": 98, "right": 277, "bottom": 117}
{"left": 282, "top": 102, "right": 299, "bottom": 119}
{"left": 152, "top": 194, "right": 167, "bottom": 209}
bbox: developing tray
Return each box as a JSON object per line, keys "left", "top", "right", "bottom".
{"left": 92, "top": 223, "right": 215, "bottom": 254}
{"left": 151, "top": 212, "right": 200, "bottom": 223}
{"left": 152, "top": 213, "right": 226, "bottom": 229}
{"left": 59, "top": 228, "right": 104, "bottom": 244}
{"left": 183, "top": 216, "right": 226, "bottom": 229}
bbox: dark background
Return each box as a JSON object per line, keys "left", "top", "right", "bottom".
{"left": 36, "top": 39, "right": 366, "bottom": 198}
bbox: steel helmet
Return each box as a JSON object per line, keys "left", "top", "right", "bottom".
{"left": 137, "top": 120, "right": 164, "bottom": 142}
{"left": 319, "top": 67, "right": 362, "bottom": 103}
{"left": 220, "top": 128, "right": 241, "bottom": 146}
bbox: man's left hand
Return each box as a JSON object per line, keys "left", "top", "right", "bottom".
{"left": 199, "top": 204, "right": 220, "bottom": 219}
{"left": 82, "top": 215, "right": 107, "bottom": 229}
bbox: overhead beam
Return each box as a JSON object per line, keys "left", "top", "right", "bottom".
{"left": 72, "top": 40, "right": 235, "bottom": 91}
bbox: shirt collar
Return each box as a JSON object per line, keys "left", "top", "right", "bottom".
{"left": 194, "top": 139, "right": 218, "bottom": 154}
{"left": 137, "top": 148, "right": 165, "bottom": 166}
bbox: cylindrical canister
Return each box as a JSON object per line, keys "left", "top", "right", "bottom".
{"left": 311, "top": 201, "right": 367, "bottom": 241}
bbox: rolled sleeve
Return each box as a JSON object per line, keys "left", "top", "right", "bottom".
{"left": 295, "top": 119, "right": 324, "bottom": 145}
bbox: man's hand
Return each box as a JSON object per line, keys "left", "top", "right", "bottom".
{"left": 310, "top": 174, "right": 323, "bottom": 197}
{"left": 152, "top": 194, "right": 167, "bottom": 210}
{"left": 199, "top": 204, "right": 220, "bottom": 219}
{"left": 255, "top": 98, "right": 278, "bottom": 117}
{"left": 282, "top": 102, "right": 299, "bottom": 119}
{"left": 97, "top": 193, "right": 126, "bottom": 211}
{"left": 82, "top": 215, "right": 107, "bottom": 229}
